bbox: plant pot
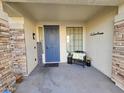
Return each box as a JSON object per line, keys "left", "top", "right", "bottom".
{"left": 86, "top": 60, "right": 91, "bottom": 67}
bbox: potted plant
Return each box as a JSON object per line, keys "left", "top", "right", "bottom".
{"left": 85, "top": 56, "right": 91, "bottom": 67}
{"left": 67, "top": 52, "right": 73, "bottom": 64}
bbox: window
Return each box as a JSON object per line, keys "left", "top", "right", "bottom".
{"left": 66, "top": 27, "right": 83, "bottom": 52}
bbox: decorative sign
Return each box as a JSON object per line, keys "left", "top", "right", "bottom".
{"left": 90, "top": 32, "right": 104, "bottom": 36}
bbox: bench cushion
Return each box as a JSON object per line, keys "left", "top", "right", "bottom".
{"left": 72, "top": 52, "right": 86, "bottom": 61}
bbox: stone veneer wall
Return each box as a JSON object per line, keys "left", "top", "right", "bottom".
{"left": 0, "top": 16, "right": 16, "bottom": 93}
{"left": 112, "top": 20, "right": 124, "bottom": 90}
{"left": 10, "top": 28, "right": 27, "bottom": 75}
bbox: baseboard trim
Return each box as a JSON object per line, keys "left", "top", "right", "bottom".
{"left": 115, "top": 82, "right": 124, "bottom": 91}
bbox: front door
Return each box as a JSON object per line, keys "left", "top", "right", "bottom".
{"left": 44, "top": 25, "right": 60, "bottom": 63}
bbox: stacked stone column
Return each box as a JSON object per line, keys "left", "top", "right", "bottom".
{"left": 0, "top": 14, "right": 16, "bottom": 93}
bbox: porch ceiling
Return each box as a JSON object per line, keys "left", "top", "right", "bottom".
{"left": 3, "top": 0, "right": 124, "bottom": 6}
{"left": 4, "top": 2, "right": 117, "bottom": 22}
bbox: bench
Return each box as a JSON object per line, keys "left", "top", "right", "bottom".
{"left": 71, "top": 51, "right": 86, "bottom": 67}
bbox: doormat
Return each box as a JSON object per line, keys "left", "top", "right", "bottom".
{"left": 44, "top": 63, "right": 59, "bottom": 67}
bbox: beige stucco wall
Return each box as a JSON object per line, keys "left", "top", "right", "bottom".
{"left": 115, "top": 3, "right": 124, "bottom": 22}
{"left": 9, "top": 17, "right": 24, "bottom": 29}
{"left": 0, "top": 0, "right": 3, "bottom": 11}
{"left": 118, "top": 3, "right": 124, "bottom": 14}
{"left": 24, "top": 17, "right": 38, "bottom": 75}
{"left": 36, "top": 21, "right": 86, "bottom": 63}
{"left": 86, "top": 7, "right": 117, "bottom": 77}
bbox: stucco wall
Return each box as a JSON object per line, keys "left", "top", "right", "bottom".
{"left": 86, "top": 7, "right": 117, "bottom": 77}
{"left": 24, "top": 17, "right": 38, "bottom": 75}
{"left": 36, "top": 21, "right": 86, "bottom": 63}
{"left": 9, "top": 17, "right": 24, "bottom": 29}
{"left": 115, "top": 3, "right": 124, "bottom": 22}
{"left": 118, "top": 3, "right": 124, "bottom": 14}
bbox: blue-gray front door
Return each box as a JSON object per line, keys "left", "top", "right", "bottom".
{"left": 44, "top": 25, "right": 60, "bottom": 62}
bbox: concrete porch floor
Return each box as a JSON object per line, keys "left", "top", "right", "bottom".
{"left": 15, "top": 64, "right": 124, "bottom": 93}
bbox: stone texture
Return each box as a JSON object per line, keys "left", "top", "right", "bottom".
{"left": 10, "top": 28, "right": 27, "bottom": 75}
{"left": 0, "top": 18, "right": 16, "bottom": 93}
{"left": 112, "top": 21, "right": 124, "bottom": 90}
